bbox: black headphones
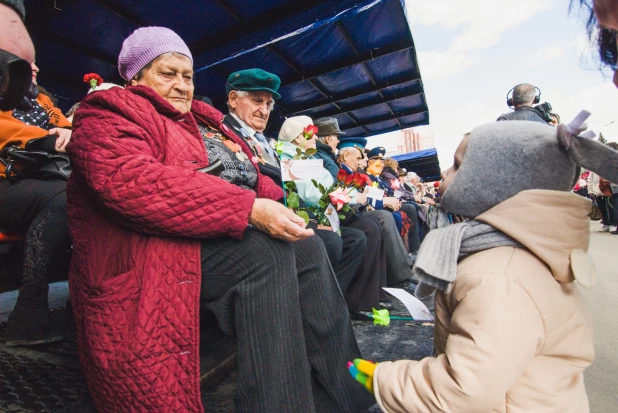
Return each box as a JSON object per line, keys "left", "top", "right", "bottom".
{"left": 506, "top": 84, "right": 541, "bottom": 109}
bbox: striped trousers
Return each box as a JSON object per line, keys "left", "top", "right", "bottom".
{"left": 200, "top": 229, "right": 375, "bottom": 412}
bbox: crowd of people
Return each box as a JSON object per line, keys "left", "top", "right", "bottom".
{"left": 1, "top": 0, "right": 618, "bottom": 412}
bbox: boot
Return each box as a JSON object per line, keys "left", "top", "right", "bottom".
{"left": 5, "top": 284, "right": 65, "bottom": 347}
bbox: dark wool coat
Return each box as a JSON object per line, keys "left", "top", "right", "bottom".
{"left": 66, "top": 85, "right": 282, "bottom": 412}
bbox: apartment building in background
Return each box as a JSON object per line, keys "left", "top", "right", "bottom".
{"left": 384, "top": 127, "right": 435, "bottom": 157}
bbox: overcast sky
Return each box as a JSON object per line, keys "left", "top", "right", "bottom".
{"left": 366, "top": 0, "right": 618, "bottom": 171}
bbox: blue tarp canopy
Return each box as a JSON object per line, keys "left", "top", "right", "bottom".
{"left": 24, "top": 0, "right": 429, "bottom": 138}
{"left": 392, "top": 148, "right": 441, "bottom": 182}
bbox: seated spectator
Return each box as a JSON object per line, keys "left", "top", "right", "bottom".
{"left": 220, "top": 70, "right": 359, "bottom": 277}
{"left": 314, "top": 117, "right": 345, "bottom": 180}
{"left": 278, "top": 115, "right": 335, "bottom": 205}
{"left": 278, "top": 116, "right": 393, "bottom": 318}
{"left": 338, "top": 138, "right": 415, "bottom": 287}
{"left": 381, "top": 157, "right": 422, "bottom": 259}
{"left": 222, "top": 68, "right": 283, "bottom": 185}
{"left": 66, "top": 27, "right": 373, "bottom": 412}
{"left": 0, "top": 60, "right": 72, "bottom": 346}
{"left": 65, "top": 82, "right": 123, "bottom": 122}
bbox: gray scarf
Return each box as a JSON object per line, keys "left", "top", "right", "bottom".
{"left": 413, "top": 209, "right": 521, "bottom": 298}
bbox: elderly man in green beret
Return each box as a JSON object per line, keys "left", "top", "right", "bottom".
{"left": 223, "top": 68, "right": 282, "bottom": 184}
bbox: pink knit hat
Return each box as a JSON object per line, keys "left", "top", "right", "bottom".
{"left": 118, "top": 27, "right": 193, "bottom": 81}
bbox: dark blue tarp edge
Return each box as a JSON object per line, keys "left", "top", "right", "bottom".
{"left": 196, "top": 0, "right": 385, "bottom": 73}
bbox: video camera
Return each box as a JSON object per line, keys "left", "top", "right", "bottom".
{"left": 533, "top": 102, "right": 554, "bottom": 123}
{"left": 0, "top": 49, "right": 38, "bottom": 111}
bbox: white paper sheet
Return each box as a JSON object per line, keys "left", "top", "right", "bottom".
{"left": 323, "top": 203, "right": 341, "bottom": 233}
{"left": 366, "top": 186, "right": 385, "bottom": 201}
{"left": 281, "top": 159, "right": 324, "bottom": 182}
{"left": 566, "top": 110, "right": 591, "bottom": 134}
{"left": 394, "top": 190, "right": 404, "bottom": 199}
{"left": 383, "top": 288, "right": 434, "bottom": 321}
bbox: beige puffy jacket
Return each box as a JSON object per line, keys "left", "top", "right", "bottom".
{"left": 373, "top": 190, "right": 595, "bottom": 413}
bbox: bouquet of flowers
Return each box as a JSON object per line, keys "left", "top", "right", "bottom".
{"left": 285, "top": 169, "right": 371, "bottom": 228}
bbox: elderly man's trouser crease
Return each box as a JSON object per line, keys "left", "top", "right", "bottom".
{"left": 200, "top": 230, "right": 374, "bottom": 413}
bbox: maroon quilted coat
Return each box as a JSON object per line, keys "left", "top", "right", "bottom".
{"left": 66, "top": 85, "right": 283, "bottom": 412}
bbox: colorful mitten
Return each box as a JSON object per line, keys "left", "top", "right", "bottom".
{"left": 347, "top": 359, "right": 377, "bottom": 394}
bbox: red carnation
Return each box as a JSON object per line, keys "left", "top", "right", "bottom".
{"left": 337, "top": 169, "right": 347, "bottom": 183}
{"left": 83, "top": 73, "right": 103, "bottom": 90}
{"left": 351, "top": 173, "right": 366, "bottom": 189}
{"left": 344, "top": 173, "right": 355, "bottom": 187}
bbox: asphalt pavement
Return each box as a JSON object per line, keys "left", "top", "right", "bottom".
{"left": 580, "top": 221, "right": 618, "bottom": 413}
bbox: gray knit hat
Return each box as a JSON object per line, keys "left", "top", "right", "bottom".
{"left": 442, "top": 120, "right": 618, "bottom": 218}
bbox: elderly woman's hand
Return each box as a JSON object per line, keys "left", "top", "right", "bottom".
{"left": 49, "top": 128, "right": 72, "bottom": 153}
{"left": 250, "top": 199, "right": 314, "bottom": 242}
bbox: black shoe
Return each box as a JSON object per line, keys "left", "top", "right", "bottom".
{"left": 5, "top": 285, "right": 65, "bottom": 347}
{"left": 611, "top": 230, "right": 618, "bottom": 235}
{"left": 389, "top": 278, "right": 418, "bottom": 292}
{"left": 350, "top": 310, "right": 374, "bottom": 321}
{"left": 379, "top": 301, "right": 394, "bottom": 311}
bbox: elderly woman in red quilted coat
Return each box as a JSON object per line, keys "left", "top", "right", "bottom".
{"left": 66, "top": 27, "right": 374, "bottom": 413}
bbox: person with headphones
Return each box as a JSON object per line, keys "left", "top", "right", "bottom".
{"left": 497, "top": 83, "right": 548, "bottom": 123}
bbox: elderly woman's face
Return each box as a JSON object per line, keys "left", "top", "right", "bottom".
{"left": 294, "top": 130, "right": 317, "bottom": 150}
{"left": 131, "top": 53, "right": 194, "bottom": 113}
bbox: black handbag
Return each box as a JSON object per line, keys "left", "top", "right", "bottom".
{"left": 0, "top": 143, "right": 71, "bottom": 182}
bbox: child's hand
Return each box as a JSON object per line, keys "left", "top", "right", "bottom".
{"left": 347, "top": 359, "right": 377, "bottom": 394}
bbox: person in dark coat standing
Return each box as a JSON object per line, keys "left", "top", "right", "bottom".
{"left": 497, "top": 83, "right": 547, "bottom": 123}
{"left": 314, "top": 117, "right": 344, "bottom": 180}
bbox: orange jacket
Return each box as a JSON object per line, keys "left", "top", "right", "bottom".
{"left": 0, "top": 93, "right": 71, "bottom": 176}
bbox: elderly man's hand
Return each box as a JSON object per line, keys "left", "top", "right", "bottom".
{"left": 49, "top": 128, "right": 72, "bottom": 153}
{"left": 249, "top": 199, "right": 314, "bottom": 242}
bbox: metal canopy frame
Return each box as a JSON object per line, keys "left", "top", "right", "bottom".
{"left": 25, "top": 0, "right": 429, "bottom": 138}
{"left": 392, "top": 148, "right": 441, "bottom": 182}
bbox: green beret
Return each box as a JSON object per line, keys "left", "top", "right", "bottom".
{"left": 226, "top": 68, "right": 281, "bottom": 100}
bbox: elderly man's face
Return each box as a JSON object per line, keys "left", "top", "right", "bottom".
{"left": 341, "top": 149, "right": 362, "bottom": 170}
{"left": 131, "top": 53, "right": 194, "bottom": 114}
{"left": 358, "top": 154, "right": 368, "bottom": 169}
{"left": 229, "top": 90, "right": 274, "bottom": 132}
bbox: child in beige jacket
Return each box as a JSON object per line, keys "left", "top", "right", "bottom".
{"left": 349, "top": 120, "right": 618, "bottom": 413}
